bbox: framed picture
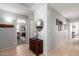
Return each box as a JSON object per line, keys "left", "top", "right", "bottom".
{"left": 56, "top": 19, "right": 58, "bottom": 25}
{"left": 21, "top": 25, "right": 25, "bottom": 31}
{"left": 56, "top": 19, "right": 63, "bottom": 31}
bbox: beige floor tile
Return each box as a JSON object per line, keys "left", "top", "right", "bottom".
{"left": 48, "top": 40, "right": 79, "bottom": 56}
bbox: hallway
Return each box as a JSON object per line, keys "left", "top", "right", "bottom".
{"left": 48, "top": 40, "right": 79, "bottom": 56}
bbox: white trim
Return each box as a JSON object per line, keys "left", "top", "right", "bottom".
{"left": 27, "top": 16, "right": 30, "bottom": 44}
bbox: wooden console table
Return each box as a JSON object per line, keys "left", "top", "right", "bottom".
{"left": 29, "top": 38, "right": 43, "bottom": 56}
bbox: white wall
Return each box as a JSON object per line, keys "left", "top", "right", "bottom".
{"left": 0, "top": 28, "right": 16, "bottom": 49}
{"left": 47, "top": 5, "right": 68, "bottom": 53}
{"left": 34, "top": 4, "right": 47, "bottom": 55}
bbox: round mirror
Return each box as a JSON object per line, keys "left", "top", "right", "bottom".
{"left": 35, "top": 19, "right": 44, "bottom": 31}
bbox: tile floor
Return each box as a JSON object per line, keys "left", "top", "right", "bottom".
{"left": 48, "top": 40, "right": 79, "bottom": 56}
{"left": 1, "top": 39, "right": 79, "bottom": 56}
{"left": 0, "top": 44, "right": 43, "bottom": 56}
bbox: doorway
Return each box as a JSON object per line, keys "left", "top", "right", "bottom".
{"left": 16, "top": 19, "right": 26, "bottom": 45}
{"left": 70, "top": 22, "right": 79, "bottom": 40}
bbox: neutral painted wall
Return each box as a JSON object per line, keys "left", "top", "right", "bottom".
{"left": 0, "top": 28, "right": 16, "bottom": 49}
{"left": 47, "top": 5, "right": 68, "bottom": 53}
{"left": 34, "top": 4, "right": 47, "bottom": 55}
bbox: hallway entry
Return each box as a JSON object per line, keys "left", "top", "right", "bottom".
{"left": 16, "top": 19, "right": 27, "bottom": 45}
{"left": 70, "top": 22, "right": 79, "bottom": 40}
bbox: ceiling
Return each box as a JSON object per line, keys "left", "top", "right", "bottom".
{"left": 50, "top": 3, "right": 79, "bottom": 19}
{"left": 22, "top": 3, "right": 45, "bottom": 11}
{"left": 23, "top": 3, "right": 79, "bottom": 20}
{"left": 0, "top": 3, "right": 42, "bottom": 16}
{"left": 1, "top": 3, "right": 79, "bottom": 20}
{"left": 21, "top": 3, "right": 35, "bottom": 8}
{"left": 0, "top": 3, "right": 32, "bottom": 16}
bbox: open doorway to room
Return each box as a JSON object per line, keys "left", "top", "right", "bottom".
{"left": 70, "top": 22, "right": 79, "bottom": 41}
{"left": 16, "top": 19, "right": 27, "bottom": 45}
